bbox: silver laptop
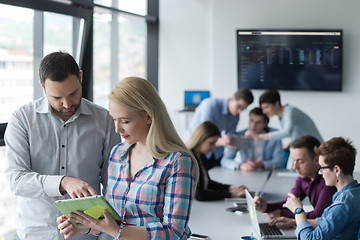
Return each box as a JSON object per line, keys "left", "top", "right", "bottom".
{"left": 245, "top": 189, "right": 296, "bottom": 239}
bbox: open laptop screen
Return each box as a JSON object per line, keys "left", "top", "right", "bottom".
{"left": 184, "top": 90, "right": 210, "bottom": 111}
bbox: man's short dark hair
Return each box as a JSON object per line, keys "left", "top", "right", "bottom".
{"left": 259, "top": 89, "right": 281, "bottom": 105}
{"left": 234, "top": 88, "right": 254, "bottom": 105}
{"left": 249, "top": 107, "right": 269, "bottom": 124}
{"left": 290, "top": 135, "right": 321, "bottom": 159}
{"left": 39, "top": 51, "right": 80, "bottom": 85}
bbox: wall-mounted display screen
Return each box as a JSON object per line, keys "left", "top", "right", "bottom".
{"left": 237, "top": 30, "right": 342, "bottom": 91}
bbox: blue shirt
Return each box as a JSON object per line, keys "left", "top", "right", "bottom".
{"left": 188, "top": 98, "right": 239, "bottom": 159}
{"left": 295, "top": 180, "right": 360, "bottom": 239}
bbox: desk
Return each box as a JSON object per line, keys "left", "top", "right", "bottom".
{"left": 188, "top": 168, "right": 360, "bottom": 240}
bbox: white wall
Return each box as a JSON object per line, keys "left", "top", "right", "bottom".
{"left": 159, "top": 0, "right": 360, "bottom": 171}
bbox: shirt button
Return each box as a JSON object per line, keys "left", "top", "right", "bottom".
{"left": 61, "top": 166, "right": 65, "bottom": 169}
{"left": 62, "top": 145, "right": 65, "bottom": 148}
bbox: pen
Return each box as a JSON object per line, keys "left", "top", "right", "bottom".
{"left": 256, "top": 167, "right": 274, "bottom": 208}
{"left": 256, "top": 191, "right": 263, "bottom": 208}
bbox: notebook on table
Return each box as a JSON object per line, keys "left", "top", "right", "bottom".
{"left": 245, "top": 189, "right": 297, "bottom": 239}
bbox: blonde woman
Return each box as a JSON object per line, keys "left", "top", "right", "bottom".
{"left": 57, "top": 77, "right": 199, "bottom": 240}
{"left": 187, "top": 121, "right": 246, "bottom": 201}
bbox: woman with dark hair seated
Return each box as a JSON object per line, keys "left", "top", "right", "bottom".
{"left": 186, "top": 121, "right": 246, "bottom": 201}
{"left": 271, "top": 137, "right": 360, "bottom": 239}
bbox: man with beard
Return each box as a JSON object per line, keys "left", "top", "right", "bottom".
{"left": 4, "top": 51, "right": 120, "bottom": 240}
{"left": 254, "top": 135, "right": 336, "bottom": 224}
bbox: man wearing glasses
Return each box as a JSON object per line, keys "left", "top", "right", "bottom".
{"left": 188, "top": 88, "right": 254, "bottom": 169}
{"left": 254, "top": 135, "right": 336, "bottom": 225}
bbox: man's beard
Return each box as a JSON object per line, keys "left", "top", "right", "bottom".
{"left": 54, "top": 104, "right": 79, "bottom": 118}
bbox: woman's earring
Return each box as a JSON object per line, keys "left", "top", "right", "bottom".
{"left": 336, "top": 174, "right": 339, "bottom": 183}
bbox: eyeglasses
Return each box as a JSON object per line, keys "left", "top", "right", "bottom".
{"left": 236, "top": 104, "right": 247, "bottom": 111}
{"left": 318, "top": 166, "right": 332, "bottom": 173}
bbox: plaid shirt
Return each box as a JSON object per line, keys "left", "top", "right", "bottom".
{"left": 105, "top": 143, "right": 196, "bottom": 239}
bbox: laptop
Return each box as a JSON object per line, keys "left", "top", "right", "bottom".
{"left": 245, "top": 189, "right": 297, "bottom": 239}
{"left": 182, "top": 90, "right": 210, "bottom": 111}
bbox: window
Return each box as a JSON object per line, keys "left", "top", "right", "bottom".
{"left": 0, "top": 4, "right": 34, "bottom": 123}
{"left": 93, "top": 11, "right": 112, "bottom": 107}
{"left": 44, "top": 12, "right": 73, "bottom": 55}
{"left": 118, "top": 15, "right": 146, "bottom": 80}
{"left": 93, "top": 5, "right": 147, "bottom": 109}
{"left": 94, "top": 0, "right": 147, "bottom": 16}
{"left": 0, "top": 1, "right": 157, "bottom": 238}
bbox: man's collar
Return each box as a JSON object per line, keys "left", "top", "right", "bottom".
{"left": 78, "top": 98, "right": 92, "bottom": 116}
{"left": 35, "top": 97, "right": 92, "bottom": 117}
{"left": 35, "top": 97, "right": 51, "bottom": 114}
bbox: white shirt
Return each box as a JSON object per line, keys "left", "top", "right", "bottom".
{"left": 4, "top": 97, "right": 120, "bottom": 240}
{"left": 252, "top": 140, "right": 262, "bottom": 162}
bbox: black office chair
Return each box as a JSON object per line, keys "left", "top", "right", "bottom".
{"left": 0, "top": 123, "right": 7, "bottom": 146}
{"left": 282, "top": 148, "right": 290, "bottom": 168}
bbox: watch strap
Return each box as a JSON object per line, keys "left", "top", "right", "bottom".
{"left": 294, "top": 207, "right": 304, "bottom": 215}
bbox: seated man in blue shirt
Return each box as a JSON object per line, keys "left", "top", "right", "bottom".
{"left": 221, "top": 107, "right": 283, "bottom": 171}
{"left": 188, "top": 88, "right": 254, "bottom": 169}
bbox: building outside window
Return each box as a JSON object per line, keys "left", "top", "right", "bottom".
{"left": 0, "top": 1, "right": 151, "bottom": 238}
{"left": 93, "top": 0, "right": 147, "bottom": 109}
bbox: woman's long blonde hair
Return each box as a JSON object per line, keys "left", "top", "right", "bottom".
{"left": 186, "top": 121, "right": 221, "bottom": 154}
{"left": 108, "top": 77, "right": 199, "bottom": 193}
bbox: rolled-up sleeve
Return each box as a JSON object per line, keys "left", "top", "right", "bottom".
{"left": 295, "top": 203, "right": 348, "bottom": 239}
{"left": 295, "top": 221, "right": 315, "bottom": 238}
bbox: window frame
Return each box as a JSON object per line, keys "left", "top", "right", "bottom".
{"left": 0, "top": 0, "right": 159, "bottom": 146}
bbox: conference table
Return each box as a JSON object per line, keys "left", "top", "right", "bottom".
{"left": 188, "top": 167, "right": 360, "bottom": 240}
